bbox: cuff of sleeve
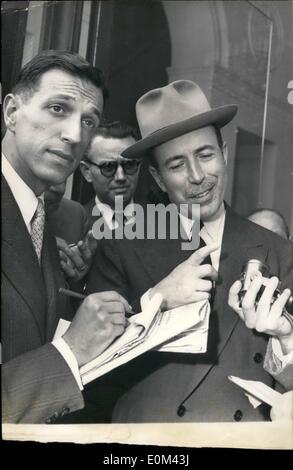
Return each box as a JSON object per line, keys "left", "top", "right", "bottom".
{"left": 271, "top": 336, "right": 293, "bottom": 368}
{"left": 52, "top": 338, "right": 84, "bottom": 390}
{"left": 140, "top": 289, "right": 152, "bottom": 311}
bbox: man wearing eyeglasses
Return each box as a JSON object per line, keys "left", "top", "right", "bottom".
{"left": 55, "top": 122, "right": 141, "bottom": 288}
{"left": 80, "top": 121, "right": 141, "bottom": 233}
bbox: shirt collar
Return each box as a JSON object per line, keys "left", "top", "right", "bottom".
{"left": 2, "top": 153, "right": 44, "bottom": 232}
{"left": 123, "top": 200, "right": 135, "bottom": 219}
{"left": 94, "top": 195, "right": 135, "bottom": 228}
{"left": 202, "top": 203, "right": 226, "bottom": 242}
{"left": 178, "top": 203, "right": 226, "bottom": 242}
{"left": 94, "top": 195, "right": 115, "bottom": 228}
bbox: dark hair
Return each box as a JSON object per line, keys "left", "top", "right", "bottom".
{"left": 248, "top": 208, "right": 289, "bottom": 238}
{"left": 94, "top": 121, "right": 139, "bottom": 141}
{"left": 149, "top": 125, "right": 224, "bottom": 168}
{"left": 12, "top": 49, "right": 108, "bottom": 100}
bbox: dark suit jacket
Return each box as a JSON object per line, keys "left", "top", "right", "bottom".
{"left": 86, "top": 205, "right": 293, "bottom": 422}
{"left": 84, "top": 197, "right": 98, "bottom": 232}
{"left": 47, "top": 197, "right": 89, "bottom": 244}
{"left": 1, "top": 177, "right": 84, "bottom": 423}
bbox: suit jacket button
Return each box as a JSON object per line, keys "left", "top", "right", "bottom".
{"left": 45, "top": 411, "right": 58, "bottom": 424}
{"left": 177, "top": 405, "right": 186, "bottom": 417}
{"left": 61, "top": 407, "right": 70, "bottom": 416}
{"left": 254, "top": 353, "right": 263, "bottom": 364}
{"left": 233, "top": 409, "right": 243, "bottom": 421}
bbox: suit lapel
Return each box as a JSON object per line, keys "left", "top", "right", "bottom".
{"left": 133, "top": 214, "right": 193, "bottom": 285}
{"left": 42, "top": 224, "right": 57, "bottom": 341}
{"left": 215, "top": 205, "right": 270, "bottom": 353}
{"left": 184, "top": 205, "right": 270, "bottom": 403}
{"left": 2, "top": 177, "right": 47, "bottom": 340}
{"left": 42, "top": 222, "right": 70, "bottom": 341}
{"left": 88, "top": 198, "right": 100, "bottom": 231}
{"left": 134, "top": 237, "right": 191, "bottom": 285}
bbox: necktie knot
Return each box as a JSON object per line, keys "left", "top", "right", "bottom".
{"left": 31, "top": 198, "right": 45, "bottom": 263}
{"left": 113, "top": 212, "right": 127, "bottom": 229}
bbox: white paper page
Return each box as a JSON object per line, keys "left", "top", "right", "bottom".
{"left": 228, "top": 375, "right": 282, "bottom": 407}
{"left": 81, "top": 299, "right": 209, "bottom": 384}
{"left": 80, "top": 293, "right": 163, "bottom": 376}
{"left": 157, "top": 305, "right": 210, "bottom": 353}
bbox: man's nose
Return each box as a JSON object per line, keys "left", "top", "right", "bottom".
{"left": 114, "top": 164, "right": 127, "bottom": 181}
{"left": 60, "top": 115, "right": 82, "bottom": 144}
{"left": 188, "top": 159, "right": 204, "bottom": 184}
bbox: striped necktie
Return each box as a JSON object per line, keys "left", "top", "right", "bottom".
{"left": 31, "top": 198, "right": 45, "bottom": 263}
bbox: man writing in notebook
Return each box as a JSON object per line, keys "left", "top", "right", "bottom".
{"left": 87, "top": 80, "right": 293, "bottom": 422}
{"left": 1, "top": 50, "right": 130, "bottom": 423}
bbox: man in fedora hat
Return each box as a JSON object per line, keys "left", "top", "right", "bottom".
{"left": 87, "top": 80, "right": 293, "bottom": 422}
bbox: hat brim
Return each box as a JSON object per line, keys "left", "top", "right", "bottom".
{"left": 122, "top": 104, "right": 238, "bottom": 159}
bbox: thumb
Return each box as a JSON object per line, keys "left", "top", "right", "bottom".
{"left": 85, "top": 230, "right": 98, "bottom": 252}
{"left": 228, "top": 280, "right": 242, "bottom": 309}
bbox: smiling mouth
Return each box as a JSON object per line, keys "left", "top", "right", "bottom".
{"left": 48, "top": 150, "right": 73, "bottom": 162}
{"left": 188, "top": 185, "right": 214, "bottom": 199}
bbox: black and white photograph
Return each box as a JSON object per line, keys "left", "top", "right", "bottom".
{"left": 1, "top": 0, "right": 293, "bottom": 453}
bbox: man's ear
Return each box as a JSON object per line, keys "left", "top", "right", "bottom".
{"left": 222, "top": 141, "right": 228, "bottom": 164}
{"left": 3, "top": 94, "right": 20, "bottom": 132}
{"left": 148, "top": 165, "right": 167, "bottom": 193}
{"left": 80, "top": 161, "right": 93, "bottom": 183}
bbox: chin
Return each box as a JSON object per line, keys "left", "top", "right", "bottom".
{"left": 200, "top": 202, "right": 220, "bottom": 221}
{"left": 41, "top": 168, "right": 69, "bottom": 185}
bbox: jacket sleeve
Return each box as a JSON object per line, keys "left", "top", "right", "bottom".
{"left": 2, "top": 343, "right": 84, "bottom": 423}
{"left": 87, "top": 240, "right": 129, "bottom": 298}
{"left": 86, "top": 239, "right": 142, "bottom": 312}
{"left": 262, "top": 242, "right": 293, "bottom": 391}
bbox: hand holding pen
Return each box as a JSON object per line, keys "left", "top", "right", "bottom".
{"left": 59, "top": 288, "right": 132, "bottom": 367}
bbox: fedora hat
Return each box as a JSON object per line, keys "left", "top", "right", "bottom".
{"left": 122, "top": 80, "right": 237, "bottom": 158}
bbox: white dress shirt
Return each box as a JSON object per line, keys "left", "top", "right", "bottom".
{"left": 2, "top": 154, "right": 83, "bottom": 390}
{"left": 178, "top": 203, "right": 226, "bottom": 271}
{"left": 94, "top": 195, "right": 135, "bottom": 230}
{"left": 2, "top": 154, "right": 42, "bottom": 233}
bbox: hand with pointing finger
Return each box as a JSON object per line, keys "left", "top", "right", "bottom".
{"left": 228, "top": 274, "right": 293, "bottom": 355}
{"left": 150, "top": 242, "right": 219, "bottom": 310}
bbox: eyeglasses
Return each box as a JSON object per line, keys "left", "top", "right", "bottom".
{"left": 83, "top": 158, "right": 141, "bottom": 177}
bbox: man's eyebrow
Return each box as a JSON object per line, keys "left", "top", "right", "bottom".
{"left": 97, "top": 159, "right": 117, "bottom": 164}
{"left": 90, "top": 108, "right": 102, "bottom": 119}
{"left": 164, "top": 144, "right": 217, "bottom": 165}
{"left": 194, "top": 144, "right": 216, "bottom": 154}
{"left": 164, "top": 154, "right": 185, "bottom": 166}
{"left": 46, "top": 94, "right": 102, "bottom": 119}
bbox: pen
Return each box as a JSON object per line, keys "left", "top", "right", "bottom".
{"left": 59, "top": 288, "right": 132, "bottom": 325}
{"left": 59, "top": 287, "right": 86, "bottom": 300}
